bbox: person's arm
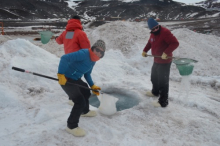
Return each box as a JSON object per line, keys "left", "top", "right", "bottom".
{"left": 84, "top": 67, "right": 94, "bottom": 87}
{"left": 84, "top": 66, "right": 101, "bottom": 96}
{"left": 163, "top": 30, "right": 179, "bottom": 54}
{"left": 55, "top": 31, "right": 66, "bottom": 44}
{"left": 143, "top": 38, "right": 152, "bottom": 53}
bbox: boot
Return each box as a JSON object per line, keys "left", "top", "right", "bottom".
{"left": 81, "top": 110, "right": 97, "bottom": 117}
{"left": 152, "top": 101, "right": 161, "bottom": 107}
{"left": 68, "top": 100, "right": 74, "bottom": 106}
{"left": 66, "top": 127, "right": 86, "bottom": 137}
{"left": 146, "top": 91, "right": 157, "bottom": 97}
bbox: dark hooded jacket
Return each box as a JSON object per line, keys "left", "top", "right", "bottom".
{"left": 143, "top": 26, "right": 179, "bottom": 63}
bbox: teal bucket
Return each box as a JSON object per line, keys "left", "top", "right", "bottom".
{"left": 173, "top": 58, "right": 198, "bottom": 76}
{"left": 39, "top": 31, "right": 54, "bottom": 44}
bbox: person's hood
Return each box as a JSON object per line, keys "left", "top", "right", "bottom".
{"left": 66, "top": 19, "right": 83, "bottom": 31}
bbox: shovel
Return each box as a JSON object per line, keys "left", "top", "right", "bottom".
{"left": 147, "top": 54, "right": 198, "bottom": 63}
{"left": 12, "top": 66, "right": 102, "bottom": 93}
{"left": 147, "top": 54, "right": 198, "bottom": 76}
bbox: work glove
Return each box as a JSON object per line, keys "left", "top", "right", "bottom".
{"left": 91, "top": 85, "right": 101, "bottom": 96}
{"left": 142, "top": 51, "right": 147, "bottom": 57}
{"left": 57, "top": 73, "right": 67, "bottom": 85}
{"left": 161, "top": 52, "right": 168, "bottom": 60}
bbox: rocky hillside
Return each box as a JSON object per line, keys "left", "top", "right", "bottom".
{"left": 0, "top": 0, "right": 74, "bottom": 20}
{"left": 0, "top": 0, "right": 219, "bottom": 22}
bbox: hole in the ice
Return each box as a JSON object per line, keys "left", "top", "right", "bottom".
{"left": 89, "top": 92, "right": 140, "bottom": 111}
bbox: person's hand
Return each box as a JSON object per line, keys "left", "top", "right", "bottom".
{"left": 91, "top": 85, "right": 101, "bottom": 96}
{"left": 57, "top": 74, "right": 67, "bottom": 85}
{"left": 161, "top": 52, "right": 168, "bottom": 60}
{"left": 51, "top": 36, "right": 58, "bottom": 40}
{"left": 142, "top": 51, "right": 147, "bottom": 57}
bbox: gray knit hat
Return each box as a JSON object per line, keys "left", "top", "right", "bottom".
{"left": 92, "top": 40, "right": 106, "bottom": 51}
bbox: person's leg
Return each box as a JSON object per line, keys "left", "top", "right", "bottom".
{"left": 157, "top": 63, "right": 171, "bottom": 107}
{"left": 151, "top": 62, "right": 159, "bottom": 96}
{"left": 61, "top": 79, "right": 86, "bottom": 129}
{"left": 75, "top": 79, "right": 91, "bottom": 114}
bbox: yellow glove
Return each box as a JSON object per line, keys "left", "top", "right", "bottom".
{"left": 142, "top": 51, "right": 147, "bottom": 57}
{"left": 57, "top": 73, "right": 67, "bottom": 85}
{"left": 91, "top": 85, "right": 101, "bottom": 96}
{"left": 161, "top": 52, "right": 168, "bottom": 60}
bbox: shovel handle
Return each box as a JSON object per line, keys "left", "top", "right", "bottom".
{"left": 33, "top": 37, "right": 56, "bottom": 41}
{"left": 12, "top": 66, "right": 101, "bottom": 93}
{"left": 12, "top": 67, "right": 25, "bottom": 72}
{"left": 147, "top": 54, "right": 176, "bottom": 59}
{"left": 33, "top": 38, "right": 41, "bottom": 41}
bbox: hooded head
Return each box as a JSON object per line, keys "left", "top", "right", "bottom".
{"left": 66, "top": 16, "right": 82, "bottom": 31}
{"left": 147, "top": 18, "right": 159, "bottom": 30}
{"left": 71, "top": 15, "right": 81, "bottom": 20}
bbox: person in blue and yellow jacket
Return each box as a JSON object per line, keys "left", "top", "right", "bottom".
{"left": 57, "top": 40, "right": 106, "bottom": 137}
{"left": 55, "top": 15, "right": 91, "bottom": 106}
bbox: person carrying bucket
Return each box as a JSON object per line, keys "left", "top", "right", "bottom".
{"left": 54, "top": 15, "right": 91, "bottom": 105}
{"left": 142, "top": 18, "right": 179, "bottom": 108}
{"left": 55, "top": 15, "right": 91, "bottom": 54}
{"left": 57, "top": 40, "right": 106, "bottom": 137}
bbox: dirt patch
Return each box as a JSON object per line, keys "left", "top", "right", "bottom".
{"left": 168, "top": 17, "right": 220, "bottom": 37}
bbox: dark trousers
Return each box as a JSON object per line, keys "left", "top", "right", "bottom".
{"left": 61, "top": 78, "right": 91, "bottom": 129}
{"left": 151, "top": 62, "right": 171, "bottom": 107}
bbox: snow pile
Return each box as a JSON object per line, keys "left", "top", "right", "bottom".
{"left": 86, "top": 21, "right": 220, "bottom": 88}
{"left": 0, "top": 21, "right": 220, "bottom": 146}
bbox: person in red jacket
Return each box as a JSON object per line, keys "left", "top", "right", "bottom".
{"left": 55, "top": 15, "right": 91, "bottom": 105}
{"left": 55, "top": 15, "right": 91, "bottom": 54}
{"left": 142, "top": 18, "right": 179, "bottom": 108}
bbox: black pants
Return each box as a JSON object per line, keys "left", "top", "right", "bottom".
{"left": 61, "top": 78, "right": 91, "bottom": 129}
{"left": 151, "top": 62, "right": 171, "bottom": 107}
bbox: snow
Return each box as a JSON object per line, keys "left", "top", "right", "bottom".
{"left": 65, "top": 0, "right": 80, "bottom": 10}
{"left": 119, "top": 0, "right": 140, "bottom": 3}
{"left": 0, "top": 20, "right": 220, "bottom": 146}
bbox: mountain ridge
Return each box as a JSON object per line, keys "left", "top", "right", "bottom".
{"left": 0, "top": 0, "right": 219, "bottom": 22}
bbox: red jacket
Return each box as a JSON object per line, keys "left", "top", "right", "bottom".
{"left": 143, "top": 26, "right": 179, "bottom": 63}
{"left": 56, "top": 19, "right": 91, "bottom": 54}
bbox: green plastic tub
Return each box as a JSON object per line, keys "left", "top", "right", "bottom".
{"left": 173, "top": 58, "right": 198, "bottom": 76}
{"left": 39, "top": 31, "right": 54, "bottom": 44}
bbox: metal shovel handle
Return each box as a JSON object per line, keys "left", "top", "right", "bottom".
{"left": 12, "top": 66, "right": 100, "bottom": 93}
{"left": 147, "top": 54, "right": 177, "bottom": 59}
{"left": 33, "top": 36, "right": 56, "bottom": 41}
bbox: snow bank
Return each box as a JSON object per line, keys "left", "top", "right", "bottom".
{"left": 86, "top": 21, "right": 220, "bottom": 88}
{"left": 0, "top": 21, "right": 219, "bottom": 146}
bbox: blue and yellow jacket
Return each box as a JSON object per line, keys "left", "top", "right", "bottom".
{"left": 58, "top": 48, "right": 98, "bottom": 87}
